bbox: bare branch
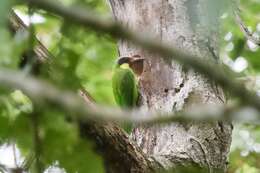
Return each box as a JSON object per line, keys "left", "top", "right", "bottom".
{"left": 0, "top": 69, "right": 259, "bottom": 125}
{"left": 234, "top": 8, "right": 260, "bottom": 46}
{"left": 21, "top": 152, "right": 35, "bottom": 171}
{"left": 12, "top": 143, "right": 18, "bottom": 168}
{"left": 78, "top": 88, "right": 95, "bottom": 106}
{"left": 9, "top": 10, "right": 53, "bottom": 62}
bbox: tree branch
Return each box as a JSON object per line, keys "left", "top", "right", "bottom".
{"left": 234, "top": 7, "right": 260, "bottom": 46}
{"left": 0, "top": 69, "right": 259, "bottom": 126}
{"left": 22, "top": 0, "right": 260, "bottom": 113}
{"left": 9, "top": 10, "right": 53, "bottom": 62}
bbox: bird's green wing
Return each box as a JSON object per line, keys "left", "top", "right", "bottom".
{"left": 112, "top": 68, "right": 138, "bottom": 133}
{"left": 112, "top": 68, "right": 138, "bottom": 108}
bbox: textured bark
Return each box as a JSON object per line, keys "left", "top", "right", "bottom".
{"left": 79, "top": 121, "right": 158, "bottom": 173}
{"left": 109, "top": 0, "right": 232, "bottom": 172}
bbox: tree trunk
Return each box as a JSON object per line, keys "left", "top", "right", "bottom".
{"left": 109, "top": 0, "right": 232, "bottom": 172}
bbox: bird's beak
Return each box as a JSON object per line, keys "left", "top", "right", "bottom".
{"left": 129, "top": 55, "right": 145, "bottom": 76}
{"left": 117, "top": 56, "right": 131, "bottom": 65}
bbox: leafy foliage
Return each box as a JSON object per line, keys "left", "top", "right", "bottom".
{"left": 220, "top": 0, "right": 260, "bottom": 172}
{"left": 0, "top": 0, "right": 110, "bottom": 172}
{"left": 40, "top": 110, "right": 104, "bottom": 173}
{"left": 0, "top": 0, "right": 260, "bottom": 172}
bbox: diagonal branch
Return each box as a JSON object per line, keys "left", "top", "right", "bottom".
{"left": 22, "top": 0, "right": 260, "bottom": 113}
{"left": 9, "top": 10, "right": 53, "bottom": 62}
{"left": 233, "top": 7, "right": 260, "bottom": 46}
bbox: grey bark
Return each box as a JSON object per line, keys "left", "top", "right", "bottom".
{"left": 109, "top": 0, "right": 232, "bottom": 172}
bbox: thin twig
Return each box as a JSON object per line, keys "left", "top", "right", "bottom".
{"left": 0, "top": 163, "right": 8, "bottom": 172}
{"left": 31, "top": 111, "right": 42, "bottom": 173}
{"left": 27, "top": 5, "right": 42, "bottom": 173}
{"left": 234, "top": 7, "right": 260, "bottom": 46}
{"left": 0, "top": 163, "right": 23, "bottom": 173}
{"left": 21, "top": 152, "right": 35, "bottom": 171}
{"left": 12, "top": 143, "right": 19, "bottom": 168}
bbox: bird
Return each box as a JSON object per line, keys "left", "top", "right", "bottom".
{"left": 112, "top": 55, "right": 145, "bottom": 133}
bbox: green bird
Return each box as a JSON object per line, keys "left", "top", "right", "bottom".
{"left": 112, "top": 55, "right": 145, "bottom": 133}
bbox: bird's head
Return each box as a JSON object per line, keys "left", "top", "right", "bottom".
{"left": 117, "top": 55, "right": 145, "bottom": 76}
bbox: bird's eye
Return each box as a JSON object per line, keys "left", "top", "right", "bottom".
{"left": 117, "top": 57, "right": 130, "bottom": 65}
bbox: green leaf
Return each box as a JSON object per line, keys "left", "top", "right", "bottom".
{"left": 40, "top": 110, "right": 104, "bottom": 173}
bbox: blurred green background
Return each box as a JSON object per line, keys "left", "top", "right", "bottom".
{"left": 0, "top": 0, "right": 260, "bottom": 172}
